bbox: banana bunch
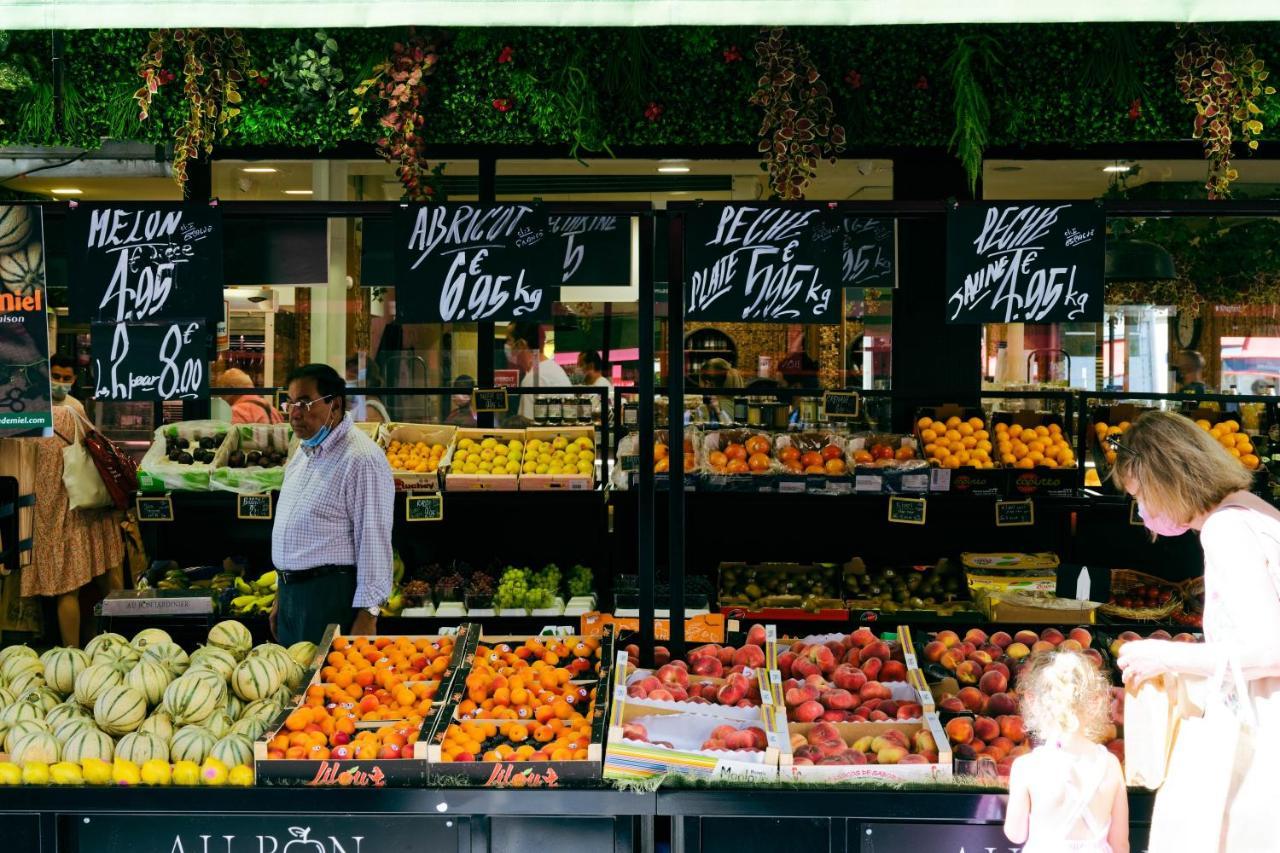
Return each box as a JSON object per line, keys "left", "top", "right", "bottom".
{"left": 229, "top": 570, "right": 279, "bottom": 616}
{"left": 155, "top": 568, "right": 190, "bottom": 591}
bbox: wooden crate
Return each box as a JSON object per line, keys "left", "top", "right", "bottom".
{"left": 377, "top": 422, "right": 456, "bottom": 491}
{"left": 779, "top": 716, "right": 952, "bottom": 783}
{"left": 519, "top": 426, "right": 598, "bottom": 491}
{"left": 445, "top": 428, "right": 525, "bottom": 491}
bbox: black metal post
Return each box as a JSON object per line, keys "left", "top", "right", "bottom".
{"left": 477, "top": 156, "right": 497, "bottom": 427}
{"left": 666, "top": 211, "right": 686, "bottom": 659}
{"left": 637, "top": 214, "right": 656, "bottom": 667}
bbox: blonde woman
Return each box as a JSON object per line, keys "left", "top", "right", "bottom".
{"left": 1112, "top": 410, "right": 1280, "bottom": 851}
{"left": 1004, "top": 651, "right": 1128, "bottom": 853}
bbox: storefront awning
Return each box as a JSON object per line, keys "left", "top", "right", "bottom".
{"left": 0, "top": 0, "right": 1272, "bottom": 29}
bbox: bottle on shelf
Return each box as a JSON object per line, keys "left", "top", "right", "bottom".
{"left": 533, "top": 395, "right": 549, "bottom": 424}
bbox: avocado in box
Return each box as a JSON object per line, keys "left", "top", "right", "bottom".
{"left": 209, "top": 423, "right": 293, "bottom": 494}
{"left": 137, "top": 420, "right": 231, "bottom": 492}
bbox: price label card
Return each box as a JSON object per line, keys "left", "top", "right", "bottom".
{"left": 135, "top": 494, "right": 174, "bottom": 522}
{"left": 888, "top": 496, "right": 927, "bottom": 525}
{"left": 821, "top": 390, "right": 861, "bottom": 420}
{"left": 1130, "top": 500, "right": 1144, "bottom": 527}
{"left": 91, "top": 320, "right": 208, "bottom": 402}
{"left": 406, "top": 491, "right": 443, "bottom": 522}
{"left": 236, "top": 493, "right": 273, "bottom": 520}
{"left": 995, "top": 499, "right": 1035, "bottom": 527}
{"left": 842, "top": 217, "right": 896, "bottom": 287}
{"left": 472, "top": 387, "right": 508, "bottom": 413}
{"left": 547, "top": 214, "right": 631, "bottom": 287}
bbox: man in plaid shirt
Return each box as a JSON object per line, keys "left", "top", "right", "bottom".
{"left": 271, "top": 363, "right": 394, "bottom": 645}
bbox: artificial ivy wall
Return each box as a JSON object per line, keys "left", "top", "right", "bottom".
{"left": 0, "top": 24, "right": 1278, "bottom": 175}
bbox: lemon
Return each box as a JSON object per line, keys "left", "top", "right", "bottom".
{"left": 522, "top": 462, "right": 537, "bottom": 474}
{"left": 172, "top": 760, "right": 201, "bottom": 786}
{"left": 552, "top": 437, "right": 568, "bottom": 450}
{"left": 494, "top": 444, "right": 509, "bottom": 456}
{"left": 81, "top": 758, "right": 111, "bottom": 786}
{"left": 112, "top": 759, "right": 140, "bottom": 787}
{"left": 535, "top": 464, "right": 548, "bottom": 475}
{"left": 0, "top": 763, "right": 20, "bottom": 785}
{"left": 22, "top": 762, "right": 49, "bottom": 785}
{"left": 465, "top": 452, "right": 481, "bottom": 464}
{"left": 140, "top": 759, "right": 172, "bottom": 786}
{"left": 462, "top": 463, "right": 478, "bottom": 474}
{"left": 479, "top": 449, "right": 494, "bottom": 462}
{"left": 577, "top": 462, "right": 593, "bottom": 475}
{"left": 480, "top": 438, "right": 497, "bottom": 450}
{"left": 505, "top": 461, "right": 521, "bottom": 474}
{"left": 538, "top": 453, "right": 552, "bottom": 464}
{"left": 228, "top": 765, "right": 255, "bottom": 787}
{"left": 521, "top": 440, "right": 536, "bottom": 452}
{"left": 51, "top": 762, "right": 83, "bottom": 785}
{"left": 458, "top": 438, "right": 474, "bottom": 450}
{"left": 200, "top": 758, "right": 229, "bottom": 786}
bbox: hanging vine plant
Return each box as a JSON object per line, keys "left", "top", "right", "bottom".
{"left": 944, "top": 33, "right": 1001, "bottom": 195}
{"left": 351, "top": 32, "right": 443, "bottom": 201}
{"left": 749, "top": 27, "right": 846, "bottom": 200}
{"left": 135, "top": 28, "right": 254, "bottom": 187}
{"left": 1174, "top": 28, "right": 1276, "bottom": 199}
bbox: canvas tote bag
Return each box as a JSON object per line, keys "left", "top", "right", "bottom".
{"left": 1123, "top": 673, "right": 1179, "bottom": 789}
{"left": 59, "top": 411, "right": 112, "bottom": 510}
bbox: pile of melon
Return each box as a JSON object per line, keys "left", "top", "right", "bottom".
{"left": 0, "top": 620, "right": 317, "bottom": 785}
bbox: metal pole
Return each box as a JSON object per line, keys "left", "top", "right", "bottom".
{"left": 667, "top": 211, "right": 686, "bottom": 660}
{"left": 477, "top": 156, "right": 497, "bottom": 427}
{"left": 636, "top": 214, "right": 656, "bottom": 667}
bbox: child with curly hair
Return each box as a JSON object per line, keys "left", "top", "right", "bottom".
{"left": 1004, "top": 651, "right": 1129, "bottom": 853}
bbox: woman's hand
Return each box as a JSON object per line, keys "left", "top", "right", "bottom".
{"left": 1117, "top": 639, "right": 1174, "bottom": 685}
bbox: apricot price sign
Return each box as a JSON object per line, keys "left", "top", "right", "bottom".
{"left": 406, "top": 491, "right": 443, "bottom": 522}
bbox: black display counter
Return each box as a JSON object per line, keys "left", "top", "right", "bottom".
{"left": 0, "top": 785, "right": 1156, "bottom": 853}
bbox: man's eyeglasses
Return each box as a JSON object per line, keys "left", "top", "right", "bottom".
{"left": 280, "top": 395, "right": 335, "bottom": 415}
{"left": 1104, "top": 434, "right": 1140, "bottom": 460}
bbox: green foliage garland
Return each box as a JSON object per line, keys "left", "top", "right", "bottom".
{"left": 943, "top": 33, "right": 1001, "bottom": 194}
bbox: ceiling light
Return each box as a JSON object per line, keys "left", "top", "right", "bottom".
{"left": 283, "top": 189, "right": 314, "bottom": 195}
{"left": 657, "top": 165, "right": 690, "bottom": 174}
{"left": 50, "top": 187, "right": 82, "bottom": 195}
{"left": 242, "top": 166, "right": 279, "bottom": 174}
{"left": 1102, "top": 164, "right": 1132, "bottom": 173}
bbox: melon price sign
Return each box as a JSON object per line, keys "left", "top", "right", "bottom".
{"left": 67, "top": 203, "right": 223, "bottom": 324}
{"left": 393, "top": 204, "right": 558, "bottom": 322}
{"left": 547, "top": 214, "right": 630, "bottom": 286}
{"left": 91, "top": 320, "right": 208, "bottom": 402}
{"left": 684, "top": 204, "right": 842, "bottom": 323}
{"left": 946, "top": 202, "right": 1104, "bottom": 324}
{"left": 0, "top": 204, "right": 53, "bottom": 436}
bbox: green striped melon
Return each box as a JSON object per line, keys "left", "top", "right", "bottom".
{"left": 84, "top": 633, "right": 128, "bottom": 659}
{"left": 206, "top": 713, "right": 234, "bottom": 739}
{"left": 161, "top": 673, "right": 224, "bottom": 726}
{"left": 10, "top": 730, "right": 59, "bottom": 765}
{"left": 74, "top": 663, "right": 125, "bottom": 709}
{"left": 3, "top": 719, "right": 47, "bottom": 752}
{"left": 131, "top": 628, "right": 173, "bottom": 649}
{"left": 138, "top": 711, "right": 175, "bottom": 743}
{"left": 210, "top": 734, "right": 253, "bottom": 768}
{"left": 225, "top": 694, "right": 244, "bottom": 720}
{"left": 1, "top": 654, "right": 42, "bottom": 684}
{"left": 0, "top": 687, "right": 16, "bottom": 709}
{"left": 91, "top": 641, "right": 140, "bottom": 670}
{"left": 287, "top": 641, "right": 319, "bottom": 669}
{"left": 39, "top": 648, "right": 91, "bottom": 695}
{"left": 169, "top": 725, "right": 216, "bottom": 764}
{"left": 125, "top": 659, "right": 173, "bottom": 707}
{"left": 238, "top": 699, "right": 281, "bottom": 723}
{"left": 45, "top": 701, "right": 90, "bottom": 731}
{"left": 189, "top": 647, "right": 237, "bottom": 681}
{"left": 269, "top": 686, "right": 293, "bottom": 708}
{"left": 0, "top": 696, "right": 44, "bottom": 727}
{"left": 23, "top": 687, "right": 62, "bottom": 713}
{"left": 6, "top": 670, "right": 46, "bottom": 698}
{"left": 0, "top": 644, "right": 37, "bottom": 667}
{"left": 62, "top": 726, "right": 114, "bottom": 763}
{"left": 249, "top": 643, "right": 291, "bottom": 666}
{"left": 230, "top": 715, "right": 269, "bottom": 741}
{"left": 52, "top": 716, "right": 94, "bottom": 744}
{"left": 281, "top": 660, "right": 305, "bottom": 691}
{"left": 115, "top": 730, "right": 169, "bottom": 764}
{"left": 230, "top": 657, "right": 282, "bottom": 702}
{"left": 93, "top": 685, "right": 147, "bottom": 736}
{"left": 0, "top": 205, "right": 34, "bottom": 254}
{"left": 184, "top": 667, "right": 228, "bottom": 693}
{"left": 141, "top": 642, "right": 189, "bottom": 677}
{"left": 207, "top": 621, "right": 253, "bottom": 660}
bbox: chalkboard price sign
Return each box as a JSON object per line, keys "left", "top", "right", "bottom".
{"left": 547, "top": 214, "right": 630, "bottom": 286}
{"left": 946, "top": 202, "right": 1104, "bottom": 324}
{"left": 821, "top": 390, "right": 861, "bottom": 420}
{"left": 406, "top": 491, "right": 443, "bottom": 522}
{"left": 90, "top": 320, "right": 208, "bottom": 402}
{"left": 67, "top": 203, "right": 224, "bottom": 324}
{"left": 135, "top": 494, "right": 173, "bottom": 522}
{"left": 684, "top": 204, "right": 842, "bottom": 323}
{"left": 842, "top": 217, "right": 896, "bottom": 287}
{"left": 393, "top": 204, "right": 559, "bottom": 323}
{"left": 236, "top": 493, "right": 273, "bottom": 520}
{"left": 887, "top": 496, "right": 927, "bottom": 525}
{"left": 995, "top": 499, "right": 1035, "bottom": 527}
{"left": 472, "top": 387, "right": 508, "bottom": 412}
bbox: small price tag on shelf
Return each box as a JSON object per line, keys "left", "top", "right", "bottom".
{"left": 472, "top": 388, "right": 508, "bottom": 412}
{"left": 821, "top": 390, "right": 861, "bottom": 420}
{"left": 405, "top": 492, "right": 443, "bottom": 522}
{"left": 236, "top": 493, "right": 273, "bottom": 520}
{"left": 888, "top": 496, "right": 927, "bottom": 525}
{"left": 136, "top": 495, "right": 174, "bottom": 522}
{"left": 995, "top": 499, "right": 1034, "bottom": 527}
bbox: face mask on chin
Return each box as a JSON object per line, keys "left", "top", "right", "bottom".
{"left": 300, "top": 408, "right": 338, "bottom": 448}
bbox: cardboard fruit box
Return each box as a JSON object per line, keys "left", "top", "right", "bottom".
{"left": 616, "top": 659, "right": 771, "bottom": 724}
{"left": 915, "top": 404, "right": 1008, "bottom": 497}
{"left": 137, "top": 420, "right": 231, "bottom": 493}
{"left": 778, "top": 716, "right": 952, "bottom": 784}
{"left": 604, "top": 654, "right": 783, "bottom": 782}
{"left": 990, "top": 411, "right": 1081, "bottom": 498}
{"left": 209, "top": 423, "right": 294, "bottom": 495}
{"left": 697, "top": 428, "right": 780, "bottom": 493}
{"left": 717, "top": 561, "right": 850, "bottom": 621}
{"left": 445, "top": 428, "right": 525, "bottom": 491}
{"left": 377, "top": 422, "right": 456, "bottom": 491}
{"left": 519, "top": 426, "right": 598, "bottom": 491}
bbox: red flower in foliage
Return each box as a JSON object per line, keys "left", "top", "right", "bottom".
{"left": 497, "top": 46, "right": 514, "bottom": 64}
{"left": 1128, "top": 98, "right": 1142, "bottom": 121}
{"left": 644, "top": 101, "right": 664, "bottom": 121}
{"left": 492, "top": 98, "right": 512, "bottom": 112}
{"left": 844, "top": 70, "right": 862, "bottom": 90}
{"left": 723, "top": 45, "right": 742, "bottom": 63}
{"left": 914, "top": 75, "right": 929, "bottom": 90}
{"left": 256, "top": 75, "right": 270, "bottom": 88}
